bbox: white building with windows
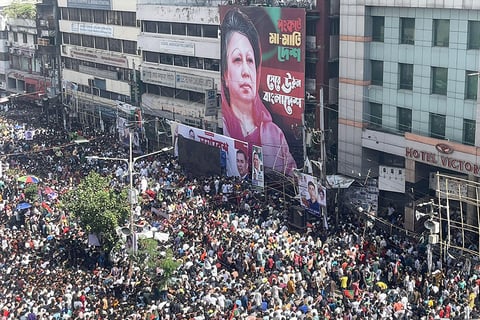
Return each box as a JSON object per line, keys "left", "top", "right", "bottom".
{"left": 338, "top": 1, "right": 480, "bottom": 210}
{"left": 58, "top": 0, "right": 141, "bottom": 131}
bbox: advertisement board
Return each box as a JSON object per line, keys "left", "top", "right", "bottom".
{"left": 171, "top": 122, "right": 248, "bottom": 177}
{"left": 252, "top": 145, "right": 264, "bottom": 188}
{"left": 219, "top": 6, "right": 306, "bottom": 176}
{"left": 298, "top": 173, "right": 326, "bottom": 216}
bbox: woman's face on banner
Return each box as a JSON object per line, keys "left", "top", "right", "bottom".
{"left": 224, "top": 32, "right": 257, "bottom": 105}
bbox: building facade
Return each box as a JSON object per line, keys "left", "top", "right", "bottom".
{"left": 338, "top": 1, "right": 480, "bottom": 216}
{"left": 57, "top": 0, "right": 141, "bottom": 133}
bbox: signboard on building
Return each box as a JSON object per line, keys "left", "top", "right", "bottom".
{"left": 67, "top": 0, "right": 112, "bottom": 10}
{"left": 69, "top": 48, "right": 128, "bottom": 68}
{"left": 205, "top": 89, "right": 217, "bottom": 117}
{"left": 219, "top": 6, "right": 306, "bottom": 175}
{"left": 378, "top": 165, "right": 405, "bottom": 193}
{"left": 141, "top": 68, "right": 176, "bottom": 87}
{"left": 71, "top": 23, "right": 114, "bottom": 38}
{"left": 158, "top": 39, "right": 195, "bottom": 56}
{"left": 176, "top": 72, "right": 214, "bottom": 93}
{"left": 405, "top": 143, "right": 480, "bottom": 177}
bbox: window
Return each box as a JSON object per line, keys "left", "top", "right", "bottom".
{"left": 174, "top": 55, "right": 188, "bottom": 67}
{"left": 431, "top": 67, "right": 448, "bottom": 95}
{"left": 13, "top": 32, "right": 17, "bottom": 42}
{"left": 399, "top": 63, "right": 413, "bottom": 90}
{"left": 109, "top": 38, "right": 122, "bottom": 52}
{"left": 187, "top": 24, "right": 201, "bottom": 37}
{"left": 61, "top": 8, "right": 68, "bottom": 20}
{"left": 372, "top": 16, "right": 384, "bottom": 42}
{"left": 121, "top": 12, "right": 136, "bottom": 27}
{"left": 160, "top": 53, "right": 173, "bottom": 65}
{"left": 369, "top": 102, "right": 382, "bottom": 128}
{"left": 95, "top": 37, "right": 107, "bottom": 50}
{"left": 433, "top": 19, "right": 449, "bottom": 47}
{"left": 463, "top": 119, "right": 476, "bottom": 145}
{"left": 371, "top": 60, "right": 383, "bottom": 86}
{"left": 123, "top": 40, "right": 137, "bottom": 55}
{"left": 429, "top": 113, "right": 446, "bottom": 139}
{"left": 466, "top": 71, "right": 478, "bottom": 100}
{"left": 107, "top": 11, "right": 121, "bottom": 25}
{"left": 22, "top": 33, "right": 27, "bottom": 44}
{"left": 171, "top": 23, "right": 186, "bottom": 35}
{"left": 80, "top": 9, "right": 93, "bottom": 22}
{"left": 81, "top": 35, "right": 93, "bottom": 48}
{"left": 468, "top": 21, "right": 480, "bottom": 49}
{"left": 158, "top": 22, "right": 170, "bottom": 34}
{"left": 144, "top": 21, "right": 157, "bottom": 33}
{"left": 400, "top": 18, "right": 415, "bottom": 45}
{"left": 69, "top": 8, "right": 80, "bottom": 21}
{"left": 144, "top": 51, "right": 159, "bottom": 63}
{"left": 204, "top": 58, "right": 219, "bottom": 71}
{"left": 94, "top": 10, "right": 106, "bottom": 24}
{"left": 397, "top": 107, "right": 412, "bottom": 133}
{"left": 203, "top": 25, "right": 218, "bottom": 38}
{"left": 70, "top": 33, "right": 81, "bottom": 46}
{"left": 189, "top": 57, "right": 204, "bottom": 69}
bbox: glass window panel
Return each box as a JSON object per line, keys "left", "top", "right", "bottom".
{"left": 463, "top": 119, "right": 476, "bottom": 146}
{"left": 109, "top": 38, "right": 122, "bottom": 52}
{"left": 144, "top": 21, "right": 157, "bottom": 33}
{"left": 123, "top": 40, "right": 137, "bottom": 54}
{"left": 187, "top": 24, "right": 201, "bottom": 37}
{"left": 429, "top": 113, "right": 446, "bottom": 139}
{"left": 80, "top": 9, "right": 92, "bottom": 22}
{"left": 94, "top": 10, "right": 106, "bottom": 24}
{"left": 172, "top": 23, "right": 186, "bottom": 35}
{"left": 174, "top": 55, "right": 188, "bottom": 67}
{"left": 69, "top": 8, "right": 80, "bottom": 21}
{"left": 369, "top": 102, "right": 382, "bottom": 128}
{"left": 372, "top": 16, "right": 384, "bottom": 42}
{"left": 465, "top": 71, "right": 478, "bottom": 100}
{"left": 70, "top": 33, "right": 81, "bottom": 46}
{"left": 397, "top": 107, "right": 412, "bottom": 133}
{"left": 400, "top": 18, "right": 415, "bottom": 45}
{"left": 371, "top": 60, "right": 383, "bottom": 86}
{"left": 433, "top": 19, "right": 450, "bottom": 47}
{"left": 145, "top": 51, "right": 159, "bottom": 63}
{"left": 431, "top": 67, "right": 448, "bottom": 95}
{"left": 204, "top": 58, "right": 219, "bottom": 71}
{"left": 158, "top": 22, "right": 170, "bottom": 34}
{"left": 161, "top": 86, "right": 174, "bottom": 98}
{"left": 160, "top": 53, "right": 173, "bottom": 65}
{"left": 468, "top": 21, "right": 480, "bottom": 49}
{"left": 203, "top": 25, "right": 218, "bottom": 38}
{"left": 95, "top": 37, "right": 107, "bottom": 50}
{"left": 399, "top": 63, "right": 413, "bottom": 90}
{"left": 81, "top": 35, "right": 93, "bottom": 48}
{"left": 121, "top": 12, "right": 136, "bottom": 27}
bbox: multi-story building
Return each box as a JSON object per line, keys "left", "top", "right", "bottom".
{"left": 338, "top": 1, "right": 480, "bottom": 218}
{"left": 6, "top": 6, "right": 42, "bottom": 96}
{"left": 57, "top": 0, "right": 141, "bottom": 133}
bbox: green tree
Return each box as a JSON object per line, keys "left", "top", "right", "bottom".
{"left": 62, "top": 172, "right": 129, "bottom": 253}
{"left": 4, "top": 2, "right": 36, "bottom": 19}
{"left": 135, "top": 239, "right": 181, "bottom": 287}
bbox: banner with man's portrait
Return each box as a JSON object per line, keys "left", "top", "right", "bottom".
{"left": 298, "top": 173, "right": 327, "bottom": 216}
{"left": 171, "top": 122, "right": 248, "bottom": 177}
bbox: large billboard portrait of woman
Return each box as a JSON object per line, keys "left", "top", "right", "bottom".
{"left": 220, "top": 6, "right": 306, "bottom": 177}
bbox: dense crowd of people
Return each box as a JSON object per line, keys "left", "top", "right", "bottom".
{"left": 0, "top": 104, "right": 478, "bottom": 319}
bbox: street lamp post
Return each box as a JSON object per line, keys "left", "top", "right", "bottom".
{"left": 87, "top": 130, "right": 172, "bottom": 255}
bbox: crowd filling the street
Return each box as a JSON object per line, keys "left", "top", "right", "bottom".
{"left": 0, "top": 104, "right": 479, "bottom": 320}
